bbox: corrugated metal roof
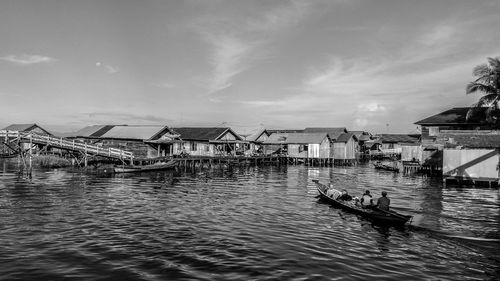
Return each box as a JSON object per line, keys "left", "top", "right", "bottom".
{"left": 441, "top": 133, "right": 500, "bottom": 148}
{"left": 303, "top": 127, "right": 347, "bottom": 140}
{"left": 100, "top": 126, "right": 168, "bottom": 140}
{"left": 68, "top": 125, "right": 113, "bottom": 138}
{"left": 414, "top": 107, "right": 487, "bottom": 125}
{"left": 263, "top": 133, "right": 289, "bottom": 144}
{"left": 267, "top": 129, "right": 303, "bottom": 134}
{"left": 285, "top": 133, "right": 329, "bottom": 144}
{"left": 334, "top": 133, "right": 357, "bottom": 143}
{"left": 246, "top": 129, "right": 270, "bottom": 142}
{"left": 2, "top": 123, "right": 51, "bottom": 135}
{"left": 3, "top": 123, "right": 37, "bottom": 131}
{"left": 377, "top": 134, "right": 419, "bottom": 143}
{"left": 171, "top": 127, "right": 243, "bottom": 141}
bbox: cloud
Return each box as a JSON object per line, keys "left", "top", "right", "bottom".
{"left": 194, "top": 1, "right": 312, "bottom": 94}
{"left": 205, "top": 34, "right": 256, "bottom": 93}
{"left": 96, "top": 62, "right": 119, "bottom": 74}
{"left": 0, "top": 54, "right": 57, "bottom": 65}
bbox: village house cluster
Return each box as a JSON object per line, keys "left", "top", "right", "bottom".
{"left": 1, "top": 106, "right": 500, "bottom": 184}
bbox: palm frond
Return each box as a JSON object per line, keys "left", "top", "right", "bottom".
{"left": 472, "top": 64, "right": 490, "bottom": 77}
{"left": 477, "top": 93, "right": 500, "bottom": 106}
{"left": 466, "top": 82, "right": 497, "bottom": 95}
{"left": 487, "top": 57, "right": 500, "bottom": 70}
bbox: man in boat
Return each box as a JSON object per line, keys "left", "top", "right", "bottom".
{"left": 360, "top": 190, "right": 373, "bottom": 208}
{"left": 376, "top": 191, "right": 390, "bottom": 211}
{"left": 338, "top": 189, "right": 352, "bottom": 201}
{"left": 326, "top": 183, "right": 337, "bottom": 198}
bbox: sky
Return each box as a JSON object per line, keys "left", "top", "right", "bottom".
{"left": 1, "top": 0, "right": 499, "bottom": 135}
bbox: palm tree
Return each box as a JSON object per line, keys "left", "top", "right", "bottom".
{"left": 466, "top": 57, "right": 500, "bottom": 126}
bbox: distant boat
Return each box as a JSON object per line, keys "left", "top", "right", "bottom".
{"left": 114, "top": 160, "right": 177, "bottom": 173}
{"left": 373, "top": 161, "right": 400, "bottom": 172}
{"left": 313, "top": 180, "right": 412, "bottom": 225}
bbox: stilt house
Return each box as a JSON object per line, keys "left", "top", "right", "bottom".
{"left": 68, "top": 125, "right": 176, "bottom": 158}
{"left": 332, "top": 133, "right": 359, "bottom": 163}
{"left": 170, "top": 127, "right": 245, "bottom": 157}
{"left": 285, "top": 133, "right": 331, "bottom": 159}
{"left": 441, "top": 132, "right": 500, "bottom": 186}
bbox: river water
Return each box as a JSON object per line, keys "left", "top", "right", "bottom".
{"left": 1, "top": 159, "right": 499, "bottom": 281}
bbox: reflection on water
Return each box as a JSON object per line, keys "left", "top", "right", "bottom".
{"left": 0, "top": 159, "right": 499, "bottom": 281}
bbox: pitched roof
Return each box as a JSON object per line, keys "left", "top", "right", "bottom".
{"left": 246, "top": 129, "right": 270, "bottom": 142}
{"left": 377, "top": 134, "right": 419, "bottom": 143}
{"left": 303, "top": 127, "right": 347, "bottom": 140}
{"left": 442, "top": 133, "right": 500, "bottom": 148}
{"left": 2, "top": 123, "right": 52, "bottom": 135}
{"left": 171, "top": 127, "right": 243, "bottom": 141}
{"left": 350, "top": 131, "right": 372, "bottom": 141}
{"left": 100, "top": 125, "right": 169, "bottom": 140}
{"left": 263, "top": 133, "right": 289, "bottom": 144}
{"left": 267, "top": 129, "right": 304, "bottom": 134}
{"left": 69, "top": 125, "right": 114, "bottom": 138}
{"left": 285, "top": 133, "right": 329, "bottom": 144}
{"left": 414, "top": 107, "right": 487, "bottom": 125}
{"left": 334, "top": 133, "right": 358, "bottom": 143}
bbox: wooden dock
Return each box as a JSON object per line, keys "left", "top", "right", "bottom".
{"left": 1, "top": 130, "right": 134, "bottom": 163}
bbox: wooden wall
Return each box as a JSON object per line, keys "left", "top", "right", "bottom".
{"left": 401, "top": 144, "right": 422, "bottom": 162}
{"left": 443, "top": 148, "right": 500, "bottom": 180}
{"left": 288, "top": 144, "right": 308, "bottom": 158}
{"left": 173, "top": 142, "right": 215, "bottom": 157}
{"left": 333, "top": 138, "right": 357, "bottom": 160}
{"left": 100, "top": 140, "right": 157, "bottom": 158}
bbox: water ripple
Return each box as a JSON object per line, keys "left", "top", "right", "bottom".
{"left": 0, "top": 160, "right": 499, "bottom": 280}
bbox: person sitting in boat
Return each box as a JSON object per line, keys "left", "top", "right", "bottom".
{"left": 360, "top": 190, "right": 373, "bottom": 208}
{"left": 376, "top": 191, "right": 390, "bottom": 211}
{"left": 338, "top": 189, "right": 352, "bottom": 201}
{"left": 326, "top": 183, "right": 341, "bottom": 199}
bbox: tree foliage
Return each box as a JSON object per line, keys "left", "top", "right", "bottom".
{"left": 466, "top": 57, "right": 500, "bottom": 126}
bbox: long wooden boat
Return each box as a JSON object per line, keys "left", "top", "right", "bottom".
{"left": 114, "top": 160, "right": 178, "bottom": 173}
{"left": 313, "top": 180, "right": 412, "bottom": 225}
{"left": 373, "top": 161, "right": 400, "bottom": 172}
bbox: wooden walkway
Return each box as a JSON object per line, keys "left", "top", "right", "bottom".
{"left": 0, "top": 130, "right": 134, "bottom": 162}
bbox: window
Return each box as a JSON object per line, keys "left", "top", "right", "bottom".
{"left": 428, "top": 127, "right": 439, "bottom": 136}
{"left": 190, "top": 142, "right": 197, "bottom": 151}
{"left": 205, "top": 144, "right": 210, "bottom": 152}
{"left": 299, "top": 144, "right": 308, "bottom": 153}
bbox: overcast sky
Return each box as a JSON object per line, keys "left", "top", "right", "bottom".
{"left": 1, "top": 0, "right": 499, "bottom": 135}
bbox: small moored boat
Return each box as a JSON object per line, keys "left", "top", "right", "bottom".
{"left": 373, "top": 161, "right": 400, "bottom": 172}
{"left": 313, "top": 180, "right": 412, "bottom": 225}
{"left": 114, "top": 160, "right": 178, "bottom": 173}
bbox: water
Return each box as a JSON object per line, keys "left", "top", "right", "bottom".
{"left": 1, "top": 160, "right": 499, "bottom": 281}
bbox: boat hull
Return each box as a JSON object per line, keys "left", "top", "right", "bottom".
{"left": 114, "top": 160, "right": 177, "bottom": 173}
{"left": 313, "top": 180, "right": 411, "bottom": 225}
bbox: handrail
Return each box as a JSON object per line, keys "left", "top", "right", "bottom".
{"left": 0, "top": 130, "right": 134, "bottom": 160}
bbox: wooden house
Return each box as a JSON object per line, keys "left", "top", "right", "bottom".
{"left": 332, "top": 133, "right": 359, "bottom": 163}
{"left": 375, "top": 134, "right": 419, "bottom": 156}
{"left": 285, "top": 133, "right": 331, "bottom": 159}
{"left": 441, "top": 133, "right": 500, "bottom": 186}
{"left": 2, "top": 123, "right": 53, "bottom": 136}
{"left": 262, "top": 133, "right": 289, "bottom": 156}
{"left": 170, "top": 127, "right": 244, "bottom": 157}
{"left": 1, "top": 123, "right": 53, "bottom": 153}
{"left": 414, "top": 107, "right": 491, "bottom": 141}
{"left": 68, "top": 125, "right": 175, "bottom": 158}
{"left": 303, "top": 127, "right": 347, "bottom": 141}
{"left": 245, "top": 129, "right": 270, "bottom": 155}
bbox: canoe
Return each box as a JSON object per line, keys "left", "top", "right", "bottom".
{"left": 114, "top": 160, "right": 177, "bottom": 173}
{"left": 313, "top": 180, "right": 412, "bottom": 225}
{"left": 373, "top": 162, "right": 399, "bottom": 172}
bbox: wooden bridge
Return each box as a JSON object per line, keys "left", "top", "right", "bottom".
{"left": 0, "top": 130, "right": 134, "bottom": 162}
